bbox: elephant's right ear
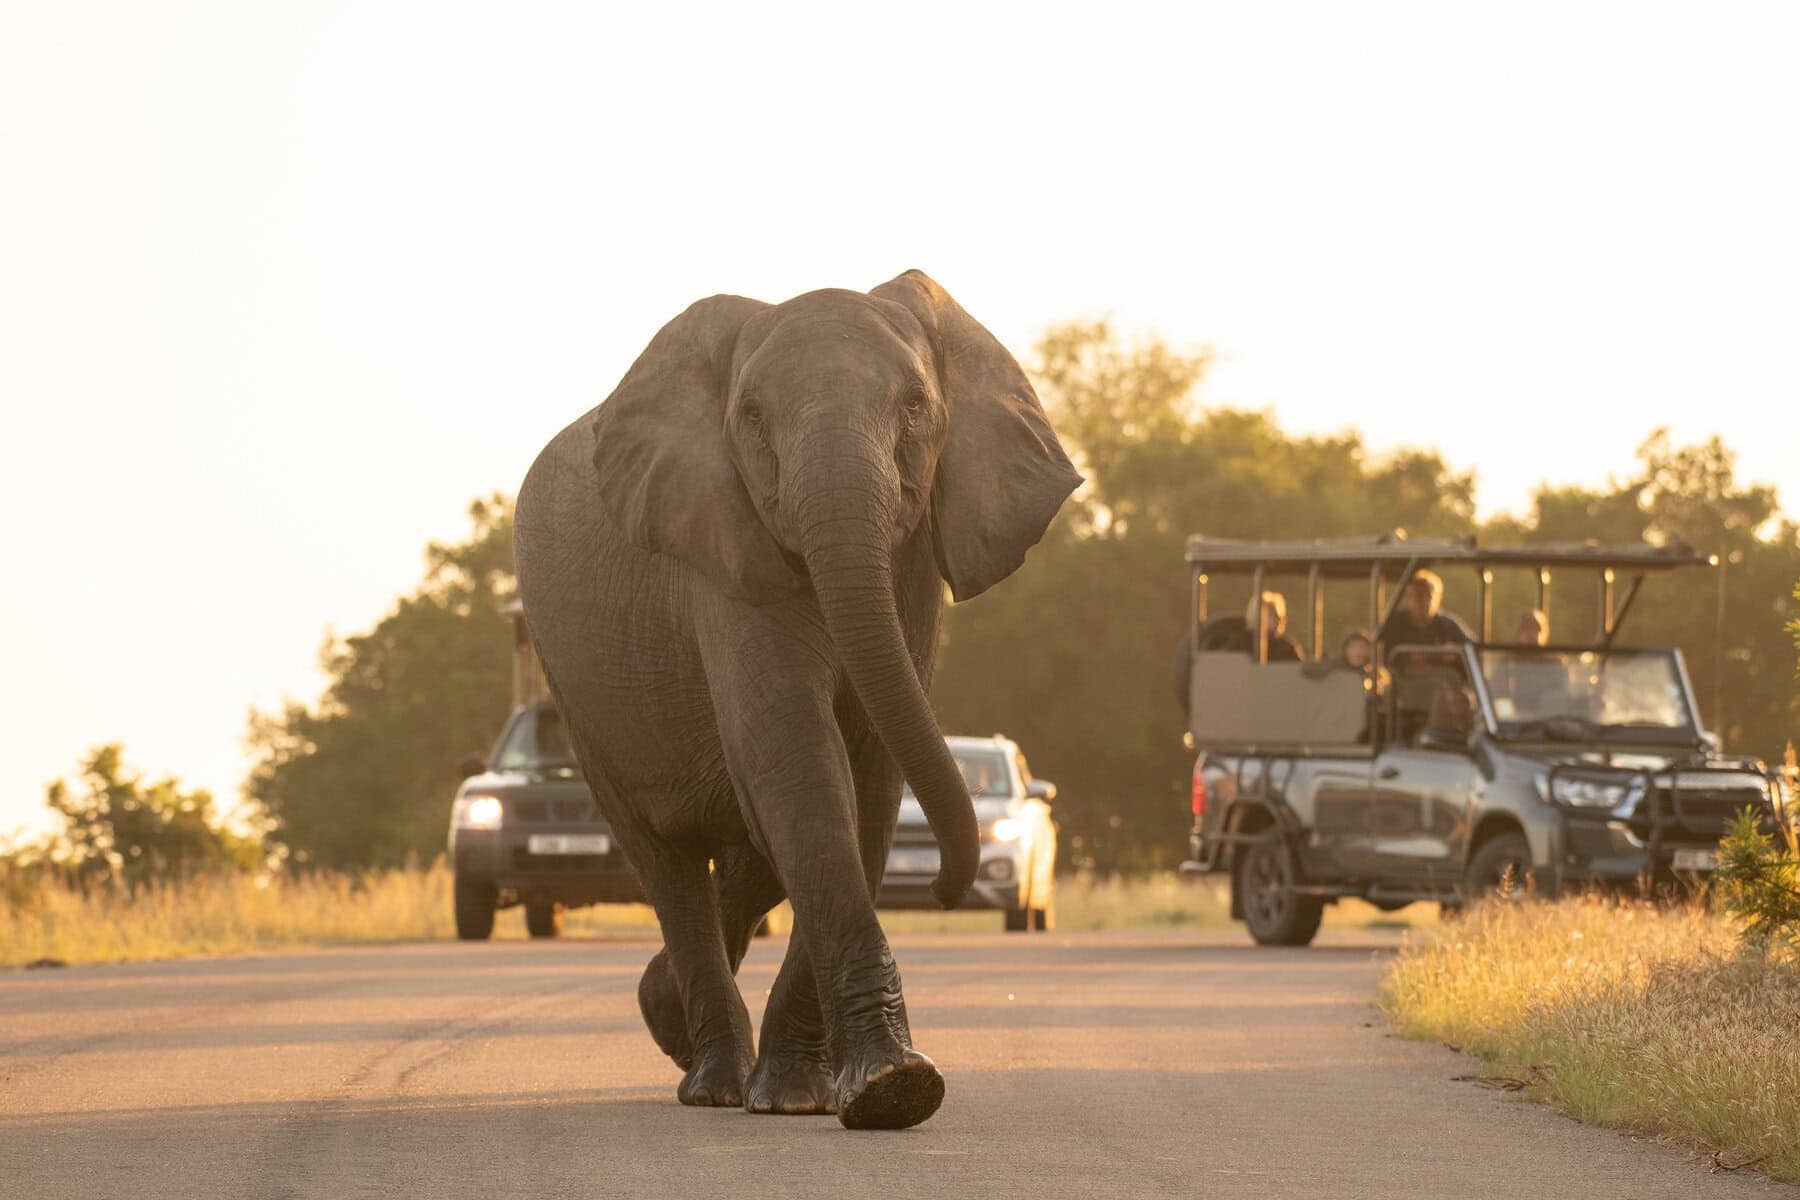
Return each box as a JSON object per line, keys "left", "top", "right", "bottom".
{"left": 591, "top": 294, "right": 802, "bottom": 604}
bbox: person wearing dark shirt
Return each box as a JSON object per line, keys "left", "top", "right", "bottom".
{"left": 1169, "top": 591, "right": 1302, "bottom": 712}
{"left": 1379, "top": 569, "right": 1473, "bottom": 660}
{"left": 1209, "top": 591, "right": 1303, "bottom": 661}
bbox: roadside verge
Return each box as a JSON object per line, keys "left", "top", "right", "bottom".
{"left": 1379, "top": 895, "right": 1800, "bottom": 1184}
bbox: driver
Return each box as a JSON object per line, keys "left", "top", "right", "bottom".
{"left": 1421, "top": 685, "right": 1477, "bottom": 746}
{"left": 963, "top": 758, "right": 1001, "bottom": 797}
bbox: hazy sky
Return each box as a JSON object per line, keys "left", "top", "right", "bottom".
{"left": 4, "top": 2, "right": 1797, "bottom": 837}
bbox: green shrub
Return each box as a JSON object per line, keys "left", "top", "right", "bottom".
{"left": 1714, "top": 784, "right": 1800, "bottom": 953}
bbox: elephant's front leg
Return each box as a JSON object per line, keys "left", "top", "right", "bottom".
{"left": 747, "top": 724, "right": 904, "bottom": 1116}
{"left": 702, "top": 618, "right": 943, "bottom": 1128}
{"left": 742, "top": 752, "right": 941, "bottom": 1129}
{"left": 745, "top": 931, "right": 835, "bottom": 1114}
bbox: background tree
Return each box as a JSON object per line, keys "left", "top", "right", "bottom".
{"left": 246, "top": 496, "right": 516, "bottom": 868}
{"left": 45, "top": 744, "right": 256, "bottom": 889}
{"left": 1484, "top": 432, "right": 1800, "bottom": 758}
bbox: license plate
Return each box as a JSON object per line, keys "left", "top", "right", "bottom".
{"left": 887, "top": 849, "right": 939, "bottom": 875}
{"left": 1672, "top": 848, "right": 1718, "bottom": 871}
{"left": 528, "top": 833, "right": 610, "bottom": 856}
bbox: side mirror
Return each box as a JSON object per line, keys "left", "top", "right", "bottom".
{"left": 458, "top": 753, "right": 488, "bottom": 780}
{"left": 1027, "top": 779, "right": 1057, "bottom": 803}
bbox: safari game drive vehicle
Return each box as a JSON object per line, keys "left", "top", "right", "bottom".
{"left": 1177, "top": 535, "right": 1786, "bottom": 946}
{"left": 446, "top": 602, "right": 643, "bottom": 939}
{"left": 879, "top": 734, "right": 1059, "bottom": 932}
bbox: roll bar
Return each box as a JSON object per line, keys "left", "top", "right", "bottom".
{"left": 1186, "top": 534, "right": 1714, "bottom": 654}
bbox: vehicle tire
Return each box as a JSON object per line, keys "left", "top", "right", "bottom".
{"left": 454, "top": 876, "right": 496, "bottom": 941}
{"left": 524, "top": 899, "right": 561, "bottom": 939}
{"left": 1003, "top": 906, "right": 1030, "bottom": 933}
{"left": 1463, "top": 833, "right": 1534, "bottom": 903}
{"left": 1235, "top": 840, "right": 1324, "bottom": 947}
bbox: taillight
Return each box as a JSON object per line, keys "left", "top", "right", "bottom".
{"left": 1191, "top": 759, "right": 1208, "bottom": 818}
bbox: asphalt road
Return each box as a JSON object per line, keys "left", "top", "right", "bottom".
{"left": 1, "top": 930, "right": 1790, "bottom": 1200}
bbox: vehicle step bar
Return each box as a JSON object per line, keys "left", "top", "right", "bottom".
{"left": 1288, "top": 883, "right": 1366, "bottom": 898}
{"left": 1364, "top": 885, "right": 1455, "bottom": 903}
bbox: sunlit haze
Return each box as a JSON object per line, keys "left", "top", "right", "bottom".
{"left": 4, "top": 1, "right": 1797, "bottom": 835}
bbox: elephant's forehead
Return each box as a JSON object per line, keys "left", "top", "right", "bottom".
{"left": 737, "top": 299, "right": 928, "bottom": 381}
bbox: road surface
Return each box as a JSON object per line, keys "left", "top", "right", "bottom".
{"left": 0, "top": 930, "right": 1789, "bottom": 1199}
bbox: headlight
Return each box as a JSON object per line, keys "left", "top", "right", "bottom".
{"left": 987, "top": 816, "right": 1023, "bottom": 843}
{"left": 455, "top": 795, "right": 505, "bottom": 829}
{"left": 1548, "top": 776, "right": 1643, "bottom": 810}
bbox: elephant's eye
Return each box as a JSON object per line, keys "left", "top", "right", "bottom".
{"left": 740, "top": 399, "right": 766, "bottom": 437}
{"left": 902, "top": 388, "right": 928, "bottom": 424}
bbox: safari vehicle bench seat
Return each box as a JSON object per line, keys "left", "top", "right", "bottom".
{"left": 1188, "top": 652, "right": 1370, "bottom": 755}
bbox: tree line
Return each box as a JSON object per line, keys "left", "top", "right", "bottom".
{"left": 16, "top": 324, "right": 1798, "bottom": 878}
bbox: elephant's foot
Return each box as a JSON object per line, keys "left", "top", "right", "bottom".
{"left": 676, "top": 1045, "right": 751, "bottom": 1108}
{"left": 745, "top": 1052, "right": 836, "bottom": 1115}
{"left": 637, "top": 952, "right": 694, "bottom": 1070}
{"left": 836, "top": 1048, "right": 943, "bottom": 1130}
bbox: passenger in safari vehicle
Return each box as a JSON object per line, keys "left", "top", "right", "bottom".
{"left": 1377, "top": 568, "right": 1473, "bottom": 663}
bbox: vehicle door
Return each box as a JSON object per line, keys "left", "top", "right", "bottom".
{"left": 1368, "top": 648, "right": 1482, "bottom": 885}
{"left": 1289, "top": 756, "right": 1381, "bottom": 880}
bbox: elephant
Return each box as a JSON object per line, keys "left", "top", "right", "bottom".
{"left": 513, "top": 270, "right": 1079, "bottom": 1130}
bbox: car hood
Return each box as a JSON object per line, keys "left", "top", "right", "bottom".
{"left": 461, "top": 769, "right": 589, "bottom": 796}
{"left": 1493, "top": 745, "right": 1766, "bottom": 787}
{"left": 897, "top": 796, "right": 1016, "bottom": 829}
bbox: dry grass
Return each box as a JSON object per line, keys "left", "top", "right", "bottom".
{"left": 0, "top": 859, "right": 664, "bottom": 967}
{"left": 3, "top": 864, "right": 1435, "bottom": 967}
{"left": 1380, "top": 896, "right": 1800, "bottom": 1182}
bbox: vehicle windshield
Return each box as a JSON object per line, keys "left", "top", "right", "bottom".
{"left": 493, "top": 705, "right": 580, "bottom": 772}
{"left": 903, "top": 748, "right": 1014, "bottom": 799}
{"left": 1478, "top": 648, "right": 1697, "bottom": 740}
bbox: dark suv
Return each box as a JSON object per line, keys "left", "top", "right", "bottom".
{"left": 1175, "top": 535, "right": 1787, "bottom": 946}
{"left": 447, "top": 701, "right": 643, "bottom": 939}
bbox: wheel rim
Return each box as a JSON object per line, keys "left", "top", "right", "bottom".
{"left": 1244, "top": 846, "right": 1292, "bottom": 929}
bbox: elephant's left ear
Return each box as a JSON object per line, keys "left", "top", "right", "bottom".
{"left": 590, "top": 294, "right": 804, "bottom": 604}
{"left": 871, "top": 270, "right": 1082, "bottom": 602}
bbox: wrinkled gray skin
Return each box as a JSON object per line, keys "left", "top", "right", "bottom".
{"left": 514, "top": 271, "right": 1078, "bottom": 1130}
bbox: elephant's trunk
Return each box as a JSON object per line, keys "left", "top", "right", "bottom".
{"left": 793, "top": 453, "right": 977, "bottom": 910}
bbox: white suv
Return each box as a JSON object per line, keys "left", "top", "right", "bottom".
{"left": 877, "top": 734, "right": 1059, "bottom": 932}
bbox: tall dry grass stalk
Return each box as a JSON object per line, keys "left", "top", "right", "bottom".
{"left": 1381, "top": 896, "right": 1800, "bottom": 1182}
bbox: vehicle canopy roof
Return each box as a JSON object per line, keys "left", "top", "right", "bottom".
{"left": 1183, "top": 533, "right": 1713, "bottom": 578}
